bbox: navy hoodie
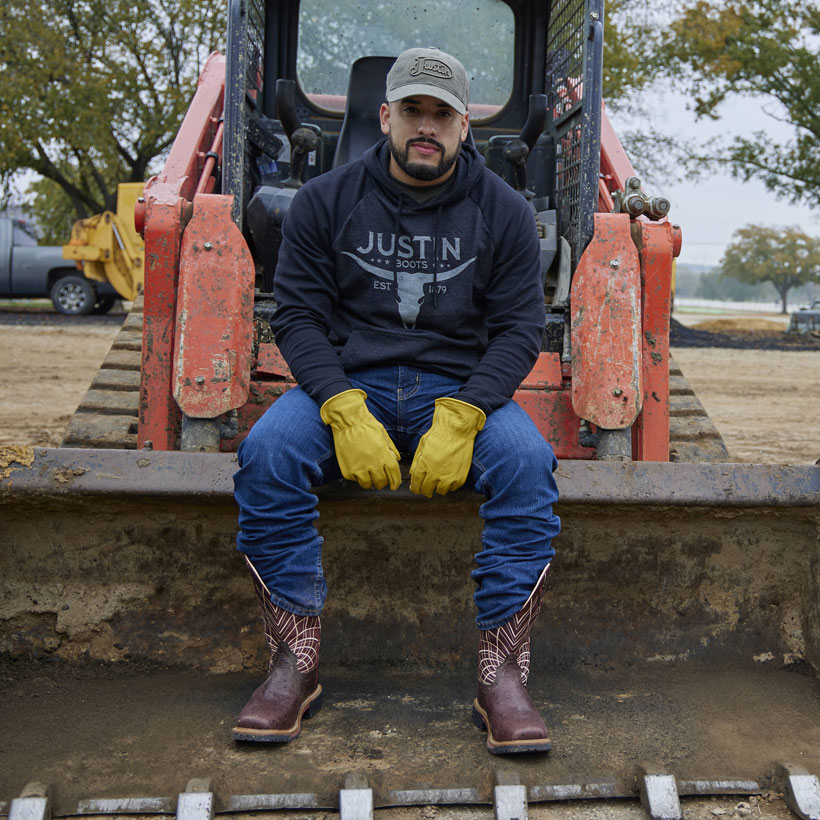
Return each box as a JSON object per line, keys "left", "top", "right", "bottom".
{"left": 270, "top": 138, "right": 546, "bottom": 415}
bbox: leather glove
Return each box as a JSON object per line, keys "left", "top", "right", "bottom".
{"left": 409, "top": 397, "right": 486, "bottom": 498}
{"left": 320, "top": 389, "right": 401, "bottom": 491}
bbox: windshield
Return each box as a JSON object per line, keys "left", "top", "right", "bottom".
{"left": 12, "top": 220, "right": 38, "bottom": 246}
{"left": 297, "top": 0, "right": 515, "bottom": 117}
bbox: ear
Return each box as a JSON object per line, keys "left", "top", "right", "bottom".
{"left": 379, "top": 103, "right": 390, "bottom": 136}
{"left": 460, "top": 111, "right": 469, "bottom": 143}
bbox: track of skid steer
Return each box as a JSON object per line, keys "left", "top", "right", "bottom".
{"left": 60, "top": 302, "right": 730, "bottom": 461}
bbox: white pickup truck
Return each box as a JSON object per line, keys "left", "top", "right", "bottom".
{"left": 788, "top": 298, "right": 820, "bottom": 335}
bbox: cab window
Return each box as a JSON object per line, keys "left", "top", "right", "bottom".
{"left": 12, "top": 221, "right": 38, "bottom": 246}
{"left": 297, "top": 0, "right": 514, "bottom": 118}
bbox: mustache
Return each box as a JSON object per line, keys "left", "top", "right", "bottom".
{"left": 406, "top": 137, "right": 444, "bottom": 152}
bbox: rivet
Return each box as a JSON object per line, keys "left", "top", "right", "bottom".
{"left": 203, "top": 242, "right": 213, "bottom": 251}
{"left": 590, "top": 11, "right": 599, "bottom": 19}
{"left": 195, "top": 376, "right": 205, "bottom": 385}
{"left": 613, "top": 387, "right": 623, "bottom": 396}
{"left": 610, "top": 259, "right": 619, "bottom": 268}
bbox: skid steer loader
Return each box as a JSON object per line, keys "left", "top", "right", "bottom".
{"left": 2, "top": 1, "right": 819, "bottom": 819}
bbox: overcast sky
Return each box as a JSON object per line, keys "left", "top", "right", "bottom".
{"left": 608, "top": 88, "right": 819, "bottom": 270}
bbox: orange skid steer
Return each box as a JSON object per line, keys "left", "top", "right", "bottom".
{"left": 2, "top": 0, "right": 820, "bottom": 818}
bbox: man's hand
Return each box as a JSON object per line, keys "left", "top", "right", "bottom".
{"left": 320, "top": 389, "right": 401, "bottom": 490}
{"left": 409, "top": 397, "right": 486, "bottom": 498}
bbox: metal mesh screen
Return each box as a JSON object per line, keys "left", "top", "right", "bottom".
{"left": 224, "top": 0, "right": 267, "bottom": 226}
{"left": 246, "top": 0, "right": 265, "bottom": 107}
{"left": 547, "top": 0, "right": 586, "bottom": 124}
{"left": 547, "top": 0, "right": 604, "bottom": 270}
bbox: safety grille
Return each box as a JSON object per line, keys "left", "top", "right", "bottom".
{"left": 245, "top": 0, "right": 265, "bottom": 106}
{"left": 223, "top": 0, "right": 267, "bottom": 226}
{"left": 546, "top": 0, "right": 604, "bottom": 271}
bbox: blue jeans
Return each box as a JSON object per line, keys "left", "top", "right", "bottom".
{"left": 234, "top": 365, "right": 560, "bottom": 629}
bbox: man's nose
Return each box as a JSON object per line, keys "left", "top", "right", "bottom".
{"left": 417, "top": 115, "right": 437, "bottom": 135}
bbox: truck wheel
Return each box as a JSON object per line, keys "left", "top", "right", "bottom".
{"left": 50, "top": 275, "right": 96, "bottom": 315}
{"left": 91, "top": 295, "right": 117, "bottom": 315}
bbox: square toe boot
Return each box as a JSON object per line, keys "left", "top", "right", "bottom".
{"left": 232, "top": 558, "right": 322, "bottom": 742}
{"left": 472, "top": 563, "right": 551, "bottom": 754}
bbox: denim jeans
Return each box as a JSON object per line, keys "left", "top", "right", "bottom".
{"left": 234, "top": 365, "right": 560, "bottom": 629}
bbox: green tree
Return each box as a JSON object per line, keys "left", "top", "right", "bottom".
{"left": 603, "top": 0, "right": 671, "bottom": 111}
{"left": 720, "top": 225, "right": 820, "bottom": 313}
{"left": 660, "top": 1, "right": 820, "bottom": 208}
{"left": 0, "top": 0, "right": 224, "bottom": 239}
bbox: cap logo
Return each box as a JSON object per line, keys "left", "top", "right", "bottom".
{"left": 410, "top": 56, "right": 454, "bottom": 79}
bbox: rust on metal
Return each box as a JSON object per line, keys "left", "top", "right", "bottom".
{"left": 173, "top": 194, "right": 255, "bottom": 418}
{"left": 571, "top": 212, "right": 643, "bottom": 430}
{"left": 514, "top": 387, "right": 595, "bottom": 460}
{"left": 521, "top": 352, "right": 563, "bottom": 389}
{"left": 254, "top": 343, "right": 294, "bottom": 379}
{"left": 631, "top": 221, "right": 677, "bottom": 461}
{"left": 139, "top": 54, "right": 226, "bottom": 449}
{"left": 598, "top": 103, "right": 639, "bottom": 212}
{"left": 228, "top": 381, "right": 296, "bottom": 449}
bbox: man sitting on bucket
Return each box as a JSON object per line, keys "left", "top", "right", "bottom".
{"left": 232, "top": 46, "right": 561, "bottom": 754}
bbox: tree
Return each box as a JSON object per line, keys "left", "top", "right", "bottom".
{"left": 603, "top": 0, "right": 673, "bottom": 111}
{"left": 660, "top": 1, "right": 820, "bottom": 208}
{"left": 0, "top": 0, "right": 224, "bottom": 240}
{"left": 694, "top": 268, "right": 775, "bottom": 302}
{"left": 720, "top": 225, "right": 820, "bottom": 313}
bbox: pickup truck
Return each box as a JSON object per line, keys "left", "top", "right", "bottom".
{"left": 788, "top": 298, "right": 820, "bottom": 335}
{"left": 0, "top": 216, "right": 118, "bottom": 314}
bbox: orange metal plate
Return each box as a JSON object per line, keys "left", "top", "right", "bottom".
{"left": 173, "top": 193, "right": 255, "bottom": 418}
{"left": 514, "top": 387, "right": 595, "bottom": 460}
{"left": 571, "top": 212, "right": 643, "bottom": 430}
{"left": 521, "top": 352, "right": 563, "bottom": 389}
{"left": 139, "top": 54, "right": 226, "bottom": 449}
{"left": 632, "top": 221, "right": 677, "bottom": 461}
{"left": 255, "top": 343, "right": 294, "bottom": 379}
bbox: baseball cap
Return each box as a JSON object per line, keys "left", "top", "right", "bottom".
{"left": 386, "top": 47, "right": 469, "bottom": 115}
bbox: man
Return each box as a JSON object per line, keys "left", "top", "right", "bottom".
{"left": 232, "top": 47, "right": 560, "bottom": 755}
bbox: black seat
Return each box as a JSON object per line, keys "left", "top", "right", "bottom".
{"left": 333, "top": 56, "right": 396, "bottom": 169}
{"left": 332, "top": 55, "right": 477, "bottom": 169}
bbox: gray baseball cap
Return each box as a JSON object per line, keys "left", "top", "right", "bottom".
{"left": 386, "top": 47, "right": 469, "bottom": 115}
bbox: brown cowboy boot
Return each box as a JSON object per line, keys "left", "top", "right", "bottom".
{"left": 472, "top": 564, "right": 551, "bottom": 754}
{"left": 232, "top": 558, "right": 323, "bottom": 742}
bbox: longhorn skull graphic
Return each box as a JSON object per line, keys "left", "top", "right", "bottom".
{"left": 342, "top": 252, "right": 476, "bottom": 329}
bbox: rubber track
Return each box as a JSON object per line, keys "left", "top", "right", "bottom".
{"left": 60, "top": 297, "right": 143, "bottom": 450}
{"left": 61, "top": 305, "right": 730, "bottom": 462}
{"left": 669, "top": 355, "right": 730, "bottom": 462}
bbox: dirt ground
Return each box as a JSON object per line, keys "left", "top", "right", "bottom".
{"left": 0, "top": 311, "right": 818, "bottom": 464}
{"left": 0, "top": 321, "right": 122, "bottom": 448}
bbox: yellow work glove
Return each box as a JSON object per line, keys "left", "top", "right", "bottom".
{"left": 409, "top": 397, "right": 486, "bottom": 498}
{"left": 320, "top": 389, "right": 401, "bottom": 491}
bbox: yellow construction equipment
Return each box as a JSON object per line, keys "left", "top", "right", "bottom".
{"left": 62, "top": 182, "right": 144, "bottom": 302}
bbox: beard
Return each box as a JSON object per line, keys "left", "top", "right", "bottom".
{"left": 388, "top": 134, "right": 459, "bottom": 182}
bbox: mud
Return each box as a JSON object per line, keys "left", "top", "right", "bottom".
{"left": 1, "top": 662, "right": 819, "bottom": 813}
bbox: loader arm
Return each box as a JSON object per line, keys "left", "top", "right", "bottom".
{"left": 138, "top": 52, "right": 228, "bottom": 451}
